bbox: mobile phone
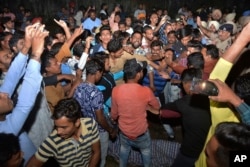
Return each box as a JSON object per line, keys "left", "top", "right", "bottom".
{"left": 191, "top": 77, "right": 218, "bottom": 96}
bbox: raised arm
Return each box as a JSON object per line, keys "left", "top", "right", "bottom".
{"left": 54, "top": 19, "right": 71, "bottom": 40}
{"left": 0, "top": 24, "right": 37, "bottom": 95}
{"left": 7, "top": 24, "right": 49, "bottom": 135}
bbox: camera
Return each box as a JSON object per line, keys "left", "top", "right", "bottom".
{"left": 190, "top": 77, "right": 218, "bottom": 96}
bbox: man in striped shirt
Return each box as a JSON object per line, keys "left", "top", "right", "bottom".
{"left": 26, "top": 98, "right": 101, "bottom": 167}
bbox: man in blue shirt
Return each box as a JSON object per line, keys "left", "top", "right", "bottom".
{"left": 0, "top": 23, "right": 48, "bottom": 165}
{"left": 82, "top": 9, "right": 101, "bottom": 34}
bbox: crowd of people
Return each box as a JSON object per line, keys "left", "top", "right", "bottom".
{"left": 0, "top": 2, "right": 250, "bottom": 167}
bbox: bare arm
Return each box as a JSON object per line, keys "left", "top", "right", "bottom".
{"left": 26, "top": 155, "right": 44, "bottom": 167}
{"left": 221, "top": 22, "right": 250, "bottom": 63}
{"left": 208, "top": 79, "right": 243, "bottom": 107}
{"left": 95, "top": 109, "right": 117, "bottom": 138}
{"left": 88, "top": 141, "right": 101, "bottom": 167}
{"left": 54, "top": 19, "right": 71, "bottom": 40}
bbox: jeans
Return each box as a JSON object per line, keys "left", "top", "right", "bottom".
{"left": 99, "top": 131, "right": 109, "bottom": 167}
{"left": 119, "top": 130, "right": 151, "bottom": 167}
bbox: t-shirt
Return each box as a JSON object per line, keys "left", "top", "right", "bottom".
{"left": 35, "top": 118, "right": 100, "bottom": 167}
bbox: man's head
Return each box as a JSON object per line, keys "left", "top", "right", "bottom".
{"left": 99, "top": 25, "right": 112, "bottom": 45}
{"left": 167, "top": 30, "right": 177, "bottom": 44}
{"left": 9, "top": 32, "right": 25, "bottom": 54}
{"left": 99, "top": 13, "right": 109, "bottom": 26}
{"left": 205, "top": 122, "right": 250, "bottom": 167}
{"left": 150, "top": 40, "right": 163, "bottom": 57}
{"left": 176, "top": 27, "right": 192, "bottom": 46}
{"left": 0, "top": 32, "right": 13, "bottom": 51}
{"left": 143, "top": 25, "right": 154, "bottom": 42}
{"left": 89, "top": 9, "right": 97, "bottom": 21}
{"left": 0, "top": 133, "right": 23, "bottom": 167}
{"left": 92, "top": 51, "right": 110, "bottom": 72}
{"left": 2, "top": 17, "right": 14, "bottom": 31}
{"left": 107, "top": 38, "right": 123, "bottom": 59}
{"left": 149, "top": 13, "right": 158, "bottom": 26}
{"left": 85, "top": 59, "right": 104, "bottom": 83}
{"left": 0, "top": 49, "right": 13, "bottom": 73}
{"left": 52, "top": 98, "right": 82, "bottom": 139}
{"left": 204, "top": 44, "right": 219, "bottom": 61}
{"left": 118, "top": 21, "right": 126, "bottom": 32}
{"left": 130, "top": 31, "right": 142, "bottom": 49}
{"left": 186, "top": 40, "right": 203, "bottom": 56}
{"left": 187, "top": 52, "right": 204, "bottom": 70}
{"left": 218, "top": 24, "right": 233, "bottom": 41}
{"left": 234, "top": 72, "right": 250, "bottom": 105}
{"left": 123, "top": 58, "right": 147, "bottom": 82}
{"left": 41, "top": 52, "right": 61, "bottom": 75}
{"left": 53, "top": 28, "right": 66, "bottom": 43}
{"left": 181, "top": 68, "right": 202, "bottom": 94}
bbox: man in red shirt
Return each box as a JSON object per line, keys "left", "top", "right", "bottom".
{"left": 111, "top": 58, "right": 160, "bottom": 167}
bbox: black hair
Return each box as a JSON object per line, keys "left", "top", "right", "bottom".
{"left": 79, "top": 29, "right": 92, "bottom": 41}
{"left": 85, "top": 58, "right": 104, "bottom": 75}
{"left": 53, "top": 27, "right": 65, "bottom": 38}
{"left": 167, "top": 30, "right": 176, "bottom": 36}
{"left": 164, "top": 48, "right": 176, "bottom": 61}
{"left": 99, "top": 25, "right": 111, "bottom": 35}
{"left": 99, "top": 13, "right": 108, "bottom": 21}
{"left": 187, "top": 52, "right": 204, "bottom": 70}
{"left": 9, "top": 32, "right": 24, "bottom": 52}
{"left": 73, "top": 43, "right": 85, "bottom": 58}
{"left": 187, "top": 40, "right": 203, "bottom": 52}
{"left": 214, "top": 122, "right": 250, "bottom": 167}
{"left": 49, "top": 42, "right": 64, "bottom": 56}
{"left": 52, "top": 98, "right": 82, "bottom": 123}
{"left": 142, "top": 25, "right": 152, "bottom": 34}
{"left": 40, "top": 51, "right": 55, "bottom": 74}
{"left": 150, "top": 40, "right": 163, "bottom": 48}
{"left": 181, "top": 68, "right": 202, "bottom": 82}
{"left": 0, "top": 133, "right": 20, "bottom": 166}
{"left": 92, "top": 51, "right": 109, "bottom": 65}
{"left": 192, "top": 28, "right": 202, "bottom": 40}
{"left": 131, "top": 31, "right": 143, "bottom": 39}
{"left": 0, "top": 32, "right": 12, "bottom": 42}
{"left": 175, "top": 27, "right": 192, "bottom": 40}
{"left": 206, "top": 44, "right": 219, "bottom": 59}
{"left": 107, "top": 38, "right": 123, "bottom": 53}
{"left": 234, "top": 72, "right": 250, "bottom": 105}
{"left": 1, "top": 17, "right": 12, "bottom": 25}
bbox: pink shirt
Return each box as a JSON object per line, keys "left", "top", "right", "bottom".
{"left": 111, "top": 83, "right": 160, "bottom": 138}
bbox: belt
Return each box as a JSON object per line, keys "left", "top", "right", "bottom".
{"left": 121, "top": 130, "right": 147, "bottom": 140}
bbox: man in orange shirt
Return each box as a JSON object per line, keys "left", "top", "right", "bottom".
{"left": 111, "top": 58, "right": 160, "bottom": 167}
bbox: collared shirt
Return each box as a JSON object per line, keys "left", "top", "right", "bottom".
{"left": 215, "top": 37, "right": 232, "bottom": 54}
{"left": 35, "top": 118, "right": 100, "bottom": 167}
{"left": 74, "top": 82, "right": 104, "bottom": 132}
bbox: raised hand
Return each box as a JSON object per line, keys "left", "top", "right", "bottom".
{"left": 54, "top": 19, "right": 68, "bottom": 29}
{"left": 31, "top": 24, "right": 49, "bottom": 61}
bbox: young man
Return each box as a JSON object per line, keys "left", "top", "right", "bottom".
{"left": 73, "top": 59, "right": 117, "bottom": 167}
{"left": 205, "top": 122, "right": 250, "bottom": 167}
{"left": 0, "top": 24, "right": 48, "bottom": 165}
{"left": 26, "top": 98, "right": 101, "bottom": 167}
{"left": 161, "top": 68, "right": 211, "bottom": 167}
{"left": 111, "top": 58, "right": 160, "bottom": 167}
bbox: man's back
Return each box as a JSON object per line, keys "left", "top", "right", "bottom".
{"left": 111, "top": 83, "right": 159, "bottom": 138}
